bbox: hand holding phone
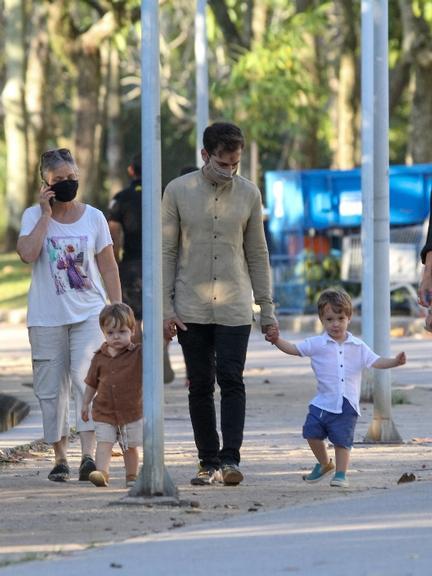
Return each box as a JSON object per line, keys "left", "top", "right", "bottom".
{"left": 39, "top": 182, "right": 55, "bottom": 214}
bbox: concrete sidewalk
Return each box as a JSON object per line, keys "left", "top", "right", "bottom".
{"left": 0, "top": 326, "right": 42, "bottom": 453}
{"left": 1, "top": 480, "right": 431, "bottom": 575}
{"left": 1, "top": 323, "right": 432, "bottom": 574}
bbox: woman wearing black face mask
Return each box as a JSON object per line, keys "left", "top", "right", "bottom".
{"left": 17, "top": 148, "right": 121, "bottom": 483}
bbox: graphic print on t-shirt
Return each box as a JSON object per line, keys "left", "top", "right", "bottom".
{"left": 47, "top": 235, "right": 92, "bottom": 295}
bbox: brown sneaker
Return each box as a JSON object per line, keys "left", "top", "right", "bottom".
{"left": 221, "top": 464, "right": 243, "bottom": 486}
{"left": 89, "top": 470, "right": 109, "bottom": 487}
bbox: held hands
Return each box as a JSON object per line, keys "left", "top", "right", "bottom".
{"left": 264, "top": 324, "right": 279, "bottom": 344}
{"left": 163, "top": 316, "right": 187, "bottom": 342}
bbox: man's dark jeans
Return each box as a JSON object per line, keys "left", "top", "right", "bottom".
{"left": 178, "top": 323, "right": 251, "bottom": 468}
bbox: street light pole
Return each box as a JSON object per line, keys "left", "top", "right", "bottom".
{"left": 363, "top": 0, "right": 402, "bottom": 443}
{"left": 132, "top": 0, "right": 177, "bottom": 497}
{"left": 195, "top": 0, "right": 209, "bottom": 167}
{"left": 360, "top": 0, "right": 374, "bottom": 358}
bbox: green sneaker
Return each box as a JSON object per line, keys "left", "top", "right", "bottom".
{"left": 303, "top": 459, "right": 335, "bottom": 483}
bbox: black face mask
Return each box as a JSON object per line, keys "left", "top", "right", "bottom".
{"left": 50, "top": 180, "right": 79, "bottom": 202}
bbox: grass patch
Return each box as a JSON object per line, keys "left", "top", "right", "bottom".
{"left": 0, "top": 552, "right": 50, "bottom": 568}
{"left": 392, "top": 389, "right": 410, "bottom": 405}
{"left": 0, "top": 252, "right": 31, "bottom": 310}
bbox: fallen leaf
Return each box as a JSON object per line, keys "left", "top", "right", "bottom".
{"left": 397, "top": 472, "right": 416, "bottom": 484}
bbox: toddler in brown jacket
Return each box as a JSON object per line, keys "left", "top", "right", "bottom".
{"left": 82, "top": 303, "right": 142, "bottom": 488}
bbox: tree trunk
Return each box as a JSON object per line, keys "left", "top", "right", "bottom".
{"left": 410, "top": 42, "right": 432, "bottom": 163}
{"left": 105, "top": 45, "right": 125, "bottom": 197}
{"left": 25, "top": 1, "right": 50, "bottom": 204}
{"left": 291, "top": 0, "right": 324, "bottom": 169}
{"left": 74, "top": 51, "right": 101, "bottom": 205}
{"left": 2, "top": 0, "right": 28, "bottom": 250}
{"left": 397, "top": 1, "right": 432, "bottom": 163}
{"left": 207, "top": 0, "right": 248, "bottom": 56}
{"left": 333, "top": 0, "right": 358, "bottom": 169}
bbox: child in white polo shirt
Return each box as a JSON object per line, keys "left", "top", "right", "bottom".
{"left": 266, "top": 288, "right": 406, "bottom": 488}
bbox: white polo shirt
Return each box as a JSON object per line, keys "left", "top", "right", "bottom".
{"left": 296, "top": 332, "right": 379, "bottom": 415}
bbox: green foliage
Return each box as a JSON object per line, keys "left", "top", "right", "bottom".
{"left": 0, "top": 252, "right": 31, "bottom": 311}
{"left": 213, "top": 4, "right": 330, "bottom": 162}
{"left": 291, "top": 250, "right": 342, "bottom": 311}
{"left": 392, "top": 390, "right": 410, "bottom": 405}
{"left": 0, "top": 139, "right": 6, "bottom": 250}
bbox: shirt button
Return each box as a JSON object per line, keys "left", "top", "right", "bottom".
{"left": 214, "top": 256, "right": 217, "bottom": 260}
{"left": 214, "top": 216, "right": 218, "bottom": 219}
{"left": 215, "top": 198, "right": 218, "bottom": 201}
{"left": 213, "top": 297, "right": 217, "bottom": 300}
{"left": 214, "top": 235, "right": 217, "bottom": 239}
{"left": 214, "top": 277, "right": 217, "bottom": 280}
{"left": 340, "top": 365, "right": 343, "bottom": 367}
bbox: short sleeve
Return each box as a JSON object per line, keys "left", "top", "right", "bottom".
{"left": 296, "top": 337, "right": 313, "bottom": 358}
{"left": 19, "top": 206, "right": 40, "bottom": 237}
{"left": 361, "top": 343, "right": 380, "bottom": 368}
{"left": 93, "top": 208, "right": 113, "bottom": 254}
{"left": 107, "top": 194, "right": 122, "bottom": 224}
{"left": 84, "top": 355, "right": 99, "bottom": 389}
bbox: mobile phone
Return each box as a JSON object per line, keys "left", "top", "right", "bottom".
{"left": 49, "top": 196, "right": 54, "bottom": 207}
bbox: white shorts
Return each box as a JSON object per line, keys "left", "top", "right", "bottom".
{"left": 28, "top": 315, "right": 104, "bottom": 444}
{"left": 95, "top": 419, "right": 143, "bottom": 449}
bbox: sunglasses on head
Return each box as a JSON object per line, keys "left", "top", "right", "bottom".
{"left": 40, "top": 148, "right": 73, "bottom": 161}
{"left": 39, "top": 148, "right": 74, "bottom": 180}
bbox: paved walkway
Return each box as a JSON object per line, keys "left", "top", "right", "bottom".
{"left": 1, "top": 324, "right": 432, "bottom": 575}
{"left": 1, "top": 481, "right": 432, "bottom": 576}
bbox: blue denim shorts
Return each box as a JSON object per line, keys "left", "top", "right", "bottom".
{"left": 302, "top": 397, "right": 358, "bottom": 449}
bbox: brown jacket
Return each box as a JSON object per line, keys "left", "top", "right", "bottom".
{"left": 85, "top": 342, "right": 142, "bottom": 426}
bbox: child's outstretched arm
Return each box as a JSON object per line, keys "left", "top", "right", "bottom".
{"left": 372, "top": 351, "right": 406, "bottom": 369}
{"left": 266, "top": 332, "right": 301, "bottom": 356}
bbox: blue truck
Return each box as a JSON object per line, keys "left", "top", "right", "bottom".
{"left": 265, "top": 164, "right": 432, "bottom": 313}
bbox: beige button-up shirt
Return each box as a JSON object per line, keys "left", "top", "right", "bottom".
{"left": 162, "top": 169, "right": 276, "bottom": 327}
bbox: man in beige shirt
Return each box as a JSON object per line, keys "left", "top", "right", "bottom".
{"left": 162, "top": 122, "right": 279, "bottom": 486}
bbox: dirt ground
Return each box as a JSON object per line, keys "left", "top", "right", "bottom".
{"left": 1, "top": 334, "right": 432, "bottom": 567}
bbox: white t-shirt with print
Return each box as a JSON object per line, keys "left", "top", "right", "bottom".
{"left": 19, "top": 205, "right": 113, "bottom": 327}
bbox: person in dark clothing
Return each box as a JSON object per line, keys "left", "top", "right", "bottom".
{"left": 107, "top": 154, "right": 143, "bottom": 336}
{"left": 419, "top": 193, "right": 432, "bottom": 332}
{"left": 108, "top": 153, "right": 175, "bottom": 383}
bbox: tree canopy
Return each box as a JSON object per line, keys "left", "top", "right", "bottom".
{"left": 0, "top": 0, "right": 431, "bottom": 249}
